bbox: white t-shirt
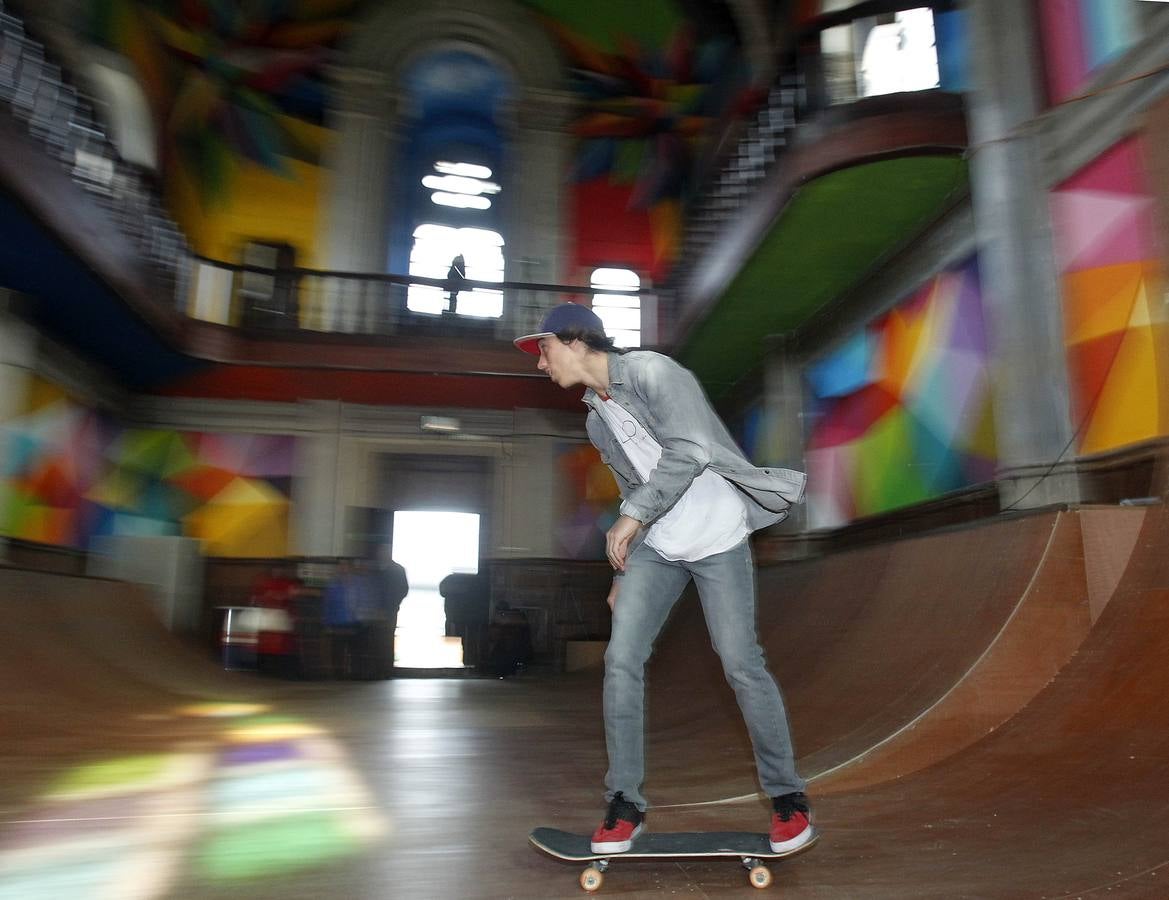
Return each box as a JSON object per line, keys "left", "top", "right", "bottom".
{"left": 595, "top": 396, "right": 748, "bottom": 562}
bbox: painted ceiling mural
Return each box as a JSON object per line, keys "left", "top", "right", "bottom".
{"left": 82, "top": 0, "right": 743, "bottom": 281}
{"left": 86, "top": 0, "right": 358, "bottom": 206}
{"left": 1049, "top": 137, "right": 1168, "bottom": 455}
{"left": 543, "top": 13, "right": 755, "bottom": 280}
{"left": 803, "top": 256, "right": 997, "bottom": 529}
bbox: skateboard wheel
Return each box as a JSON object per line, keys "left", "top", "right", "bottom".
{"left": 580, "top": 866, "right": 604, "bottom": 892}
{"left": 748, "top": 864, "right": 773, "bottom": 888}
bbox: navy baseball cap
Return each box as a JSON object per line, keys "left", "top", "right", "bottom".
{"left": 514, "top": 302, "right": 606, "bottom": 354}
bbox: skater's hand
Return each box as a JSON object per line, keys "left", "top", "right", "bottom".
{"left": 606, "top": 577, "right": 620, "bottom": 611}
{"left": 606, "top": 515, "right": 641, "bottom": 572}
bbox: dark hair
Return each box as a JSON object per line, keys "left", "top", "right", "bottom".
{"left": 553, "top": 326, "right": 629, "bottom": 353}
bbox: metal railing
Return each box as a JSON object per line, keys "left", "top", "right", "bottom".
{"left": 1, "top": 0, "right": 960, "bottom": 343}
{"left": 678, "top": 70, "right": 807, "bottom": 274}
{"left": 0, "top": 1, "right": 191, "bottom": 308}
{"left": 673, "top": 2, "right": 958, "bottom": 289}
{"left": 189, "top": 256, "right": 647, "bottom": 341}
{"left": 0, "top": 2, "right": 644, "bottom": 342}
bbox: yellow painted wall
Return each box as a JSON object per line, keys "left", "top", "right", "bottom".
{"left": 168, "top": 156, "right": 324, "bottom": 267}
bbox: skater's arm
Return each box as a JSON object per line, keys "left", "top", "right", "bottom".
{"left": 606, "top": 514, "right": 641, "bottom": 572}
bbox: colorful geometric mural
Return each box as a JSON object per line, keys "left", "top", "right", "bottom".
{"left": 86, "top": 0, "right": 357, "bottom": 206}
{"left": 1050, "top": 138, "right": 1168, "bottom": 455}
{"left": 1037, "top": 0, "right": 1148, "bottom": 104}
{"left": 548, "top": 18, "right": 756, "bottom": 279}
{"left": 1, "top": 379, "right": 294, "bottom": 556}
{"left": 556, "top": 443, "right": 620, "bottom": 559}
{"left": 804, "top": 257, "right": 997, "bottom": 529}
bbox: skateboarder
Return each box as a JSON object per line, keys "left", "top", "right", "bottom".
{"left": 515, "top": 302, "right": 813, "bottom": 855}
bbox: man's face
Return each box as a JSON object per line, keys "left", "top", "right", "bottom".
{"left": 536, "top": 336, "right": 583, "bottom": 389}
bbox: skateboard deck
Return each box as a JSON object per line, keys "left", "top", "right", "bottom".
{"left": 529, "top": 827, "right": 819, "bottom": 892}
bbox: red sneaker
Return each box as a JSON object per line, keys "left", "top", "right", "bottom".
{"left": 769, "top": 792, "right": 813, "bottom": 853}
{"left": 590, "top": 791, "right": 645, "bottom": 853}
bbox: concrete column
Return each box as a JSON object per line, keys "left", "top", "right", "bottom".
{"left": 760, "top": 336, "right": 808, "bottom": 531}
{"left": 0, "top": 294, "right": 34, "bottom": 423}
{"left": 290, "top": 400, "right": 344, "bottom": 557}
{"left": 506, "top": 88, "right": 575, "bottom": 337}
{"left": 965, "top": 0, "right": 1081, "bottom": 509}
{"left": 318, "top": 73, "right": 398, "bottom": 332}
{"left": 320, "top": 72, "right": 396, "bottom": 271}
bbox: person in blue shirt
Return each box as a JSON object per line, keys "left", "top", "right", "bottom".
{"left": 323, "top": 559, "right": 360, "bottom": 676}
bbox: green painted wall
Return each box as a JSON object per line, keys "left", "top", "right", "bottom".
{"left": 680, "top": 155, "right": 968, "bottom": 395}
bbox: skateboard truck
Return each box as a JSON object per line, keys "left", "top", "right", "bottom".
{"left": 530, "top": 827, "right": 817, "bottom": 892}
{"left": 577, "top": 854, "right": 773, "bottom": 892}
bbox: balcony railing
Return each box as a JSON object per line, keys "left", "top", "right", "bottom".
{"left": 0, "top": 3, "right": 649, "bottom": 345}
{"left": 2, "top": 0, "right": 944, "bottom": 347}
{"left": 673, "top": 2, "right": 962, "bottom": 292}
{"left": 189, "top": 256, "right": 645, "bottom": 342}
{"left": 0, "top": 1, "right": 191, "bottom": 309}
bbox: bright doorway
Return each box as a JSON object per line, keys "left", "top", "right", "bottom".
{"left": 391, "top": 510, "right": 480, "bottom": 668}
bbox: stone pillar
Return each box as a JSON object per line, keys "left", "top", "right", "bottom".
{"left": 506, "top": 87, "right": 575, "bottom": 337}
{"left": 318, "top": 72, "right": 398, "bottom": 332}
{"left": 290, "top": 400, "right": 344, "bottom": 557}
{"left": 965, "top": 0, "right": 1081, "bottom": 509}
{"left": 760, "top": 335, "right": 808, "bottom": 532}
{"left": 0, "top": 293, "right": 34, "bottom": 422}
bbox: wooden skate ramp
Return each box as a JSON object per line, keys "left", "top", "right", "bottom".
{"left": 642, "top": 508, "right": 1143, "bottom": 804}
{"left": 0, "top": 567, "right": 265, "bottom": 802}
{"left": 4, "top": 505, "right": 1169, "bottom": 898}
{"left": 779, "top": 500, "right": 1169, "bottom": 897}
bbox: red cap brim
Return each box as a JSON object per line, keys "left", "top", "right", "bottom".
{"left": 513, "top": 332, "right": 551, "bottom": 354}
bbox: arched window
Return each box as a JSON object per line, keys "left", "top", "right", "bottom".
{"left": 391, "top": 51, "right": 512, "bottom": 319}
{"left": 591, "top": 267, "right": 641, "bottom": 348}
{"left": 82, "top": 59, "right": 156, "bottom": 170}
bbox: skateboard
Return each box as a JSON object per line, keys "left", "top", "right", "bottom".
{"left": 529, "top": 826, "right": 819, "bottom": 892}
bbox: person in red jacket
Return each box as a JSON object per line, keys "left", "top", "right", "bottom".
{"left": 251, "top": 562, "right": 302, "bottom": 677}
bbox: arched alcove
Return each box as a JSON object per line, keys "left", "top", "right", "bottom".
{"left": 319, "top": 0, "right": 572, "bottom": 335}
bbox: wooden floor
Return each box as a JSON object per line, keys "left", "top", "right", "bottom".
{"left": 3, "top": 504, "right": 1169, "bottom": 898}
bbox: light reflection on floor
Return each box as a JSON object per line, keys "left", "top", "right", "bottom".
{"left": 0, "top": 703, "right": 387, "bottom": 898}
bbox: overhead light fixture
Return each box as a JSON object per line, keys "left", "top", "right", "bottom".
{"left": 435, "top": 161, "right": 493, "bottom": 179}
{"left": 431, "top": 192, "right": 491, "bottom": 210}
{"left": 422, "top": 174, "right": 501, "bottom": 195}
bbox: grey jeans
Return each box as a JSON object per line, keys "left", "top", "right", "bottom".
{"left": 603, "top": 539, "right": 805, "bottom": 811}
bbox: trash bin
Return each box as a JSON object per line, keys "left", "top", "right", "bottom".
{"left": 218, "top": 605, "right": 261, "bottom": 670}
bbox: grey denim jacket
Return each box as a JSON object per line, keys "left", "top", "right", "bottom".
{"left": 582, "top": 350, "right": 806, "bottom": 531}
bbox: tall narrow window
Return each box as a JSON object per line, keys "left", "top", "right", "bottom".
{"left": 821, "top": 8, "right": 941, "bottom": 105}
{"left": 394, "top": 51, "right": 512, "bottom": 319}
{"left": 859, "top": 9, "right": 940, "bottom": 97}
{"left": 591, "top": 267, "right": 641, "bottom": 348}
